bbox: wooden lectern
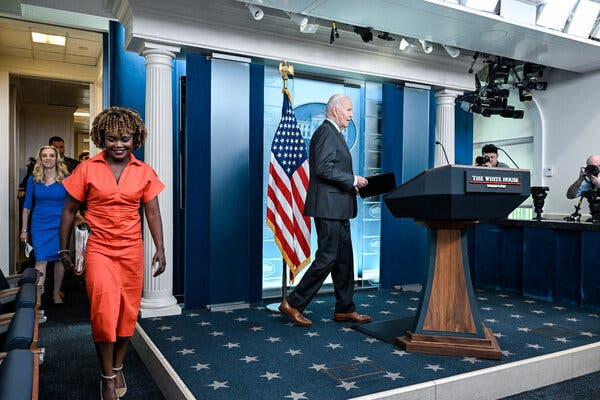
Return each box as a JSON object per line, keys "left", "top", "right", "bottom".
{"left": 383, "top": 165, "right": 530, "bottom": 359}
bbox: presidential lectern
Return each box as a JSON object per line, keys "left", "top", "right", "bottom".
{"left": 384, "top": 165, "right": 530, "bottom": 359}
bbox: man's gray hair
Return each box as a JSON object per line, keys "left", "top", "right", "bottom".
{"left": 326, "top": 94, "right": 349, "bottom": 118}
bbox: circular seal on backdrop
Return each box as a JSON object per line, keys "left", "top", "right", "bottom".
{"left": 294, "top": 102, "right": 357, "bottom": 150}
{"left": 263, "top": 261, "right": 276, "bottom": 278}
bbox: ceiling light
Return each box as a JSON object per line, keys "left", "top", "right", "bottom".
{"left": 419, "top": 39, "right": 433, "bottom": 54}
{"left": 246, "top": 3, "right": 264, "bottom": 20}
{"left": 399, "top": 38, "right": 414, "bottom": 52}
{"left": 288, "top": 12, "right": 309, "bottom": 31}
{"left": 536, "top": 0, "right": 577, "bottom": 31}
{"left": 31, "top": 32, "right": 66, "bottom": 46}
{"left": 442, "top": 44, "right": 460, "bottom": 58}
{"left": 567, "top": 0, "right": 600, "bottom": 38}
{"left": 460, "top": 0, "right": 499, "bottom": 13}
{"left": 73, "top": 111, "right": 90, "bottom": 117}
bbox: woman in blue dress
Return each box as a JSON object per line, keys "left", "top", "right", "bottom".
{"left": 20, "top": 145, "right": 69, "bottom": 304}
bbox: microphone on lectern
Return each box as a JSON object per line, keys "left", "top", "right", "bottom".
{"left": 435, "top": 141, "right": 451, "bottom": 165}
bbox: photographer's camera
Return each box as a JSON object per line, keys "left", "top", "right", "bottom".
{"left": 475, "top": 155, "right": 490, "bottom": 166}
{"left": 584, "top": 164, "right": 600, "bottom": 182}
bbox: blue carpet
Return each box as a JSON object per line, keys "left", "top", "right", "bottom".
{"left": 138, "top": 289, "right": 600, "bottom": 400}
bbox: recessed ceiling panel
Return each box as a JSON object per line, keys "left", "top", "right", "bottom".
{"left": 66, "top": 37, "right": 102, "bottom": 58}
{"left": 0, "top": 28, "right": 32, "bottom": 48}
{"left": 65, "top": 54, "right": 98, "bottom": 66}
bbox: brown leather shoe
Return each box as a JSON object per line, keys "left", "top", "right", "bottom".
{"left": 333, "top": 311, "right": 372, "bottom": 323}
{"left": 279, "top": 299, "right": 312, "bottom": 327}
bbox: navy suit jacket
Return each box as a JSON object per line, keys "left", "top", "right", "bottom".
{"left": 303, "top": 120, "right": 357, "bottom": 220}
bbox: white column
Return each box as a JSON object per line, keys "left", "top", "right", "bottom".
{"left": 434, "top": 89, "right": 462, "bottom": 167}
{"left": 139, "top": 42, "right": 181, "bottom": 318}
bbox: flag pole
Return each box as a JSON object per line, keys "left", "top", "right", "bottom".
{"left": 266, "top": 61, "right": 295, "bottom": 313}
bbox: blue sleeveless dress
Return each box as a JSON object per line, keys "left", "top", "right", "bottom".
{"left": 23, "top": 176, "right": 67, "bottom": 261}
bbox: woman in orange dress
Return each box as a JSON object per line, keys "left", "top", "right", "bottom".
{"left": 59, "top": 107, "right": 166, "bottom": 400}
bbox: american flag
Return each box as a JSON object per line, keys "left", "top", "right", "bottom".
{"left": 266, "top": 90, "right": 311, "bottom": 282}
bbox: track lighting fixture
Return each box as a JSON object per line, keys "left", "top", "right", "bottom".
{"left": 353, "top": 26, "right": 373, "bottom": 42}
{"left": 246, "top": 3, "right": 264, "bottom": 20}
{"left": 398, "top": 38, "right": 414, "bottom": 52}
{"left": 419, "top": 39, "right": 433, "bottom": 54}
{"left": 288, "top": 12, "right": 319, "bottom": 33}
{"left": 442, "top": 44, "right": 460, "bottom": 58}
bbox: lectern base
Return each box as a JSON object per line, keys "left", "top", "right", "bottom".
{"left": 396, "top": 327, "right": 502, "bottom": 360}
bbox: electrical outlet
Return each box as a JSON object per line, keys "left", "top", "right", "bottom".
{"left": 544, "top": 166, "right": 554, "bottom": 177}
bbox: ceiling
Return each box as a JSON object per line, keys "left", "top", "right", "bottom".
{"left": 242, "top": 0, "right": 600, "bottom": 73}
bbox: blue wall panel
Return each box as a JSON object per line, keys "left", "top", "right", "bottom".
{"left": 522, "top": 228, "right": 556, "bottom": 301}
{"left": 555, "top": 230, "right": 581, "bottom": 306}
{"left": 580, "top": 231, "right": 600, "bottom": 310}
{"left": 184, "top": 54, "right": 211, "bottom": 308}
{"left": 454, "top": 105, "right": 474, "bottom": 166}
{"left": 380, "top": 84, "right": 429, "bottom": 288}
{"left": 473, "top": 224, "right": 502, "bottom": 290}
{"left": 500, "top": 227, "right": 523, "bottom": 293}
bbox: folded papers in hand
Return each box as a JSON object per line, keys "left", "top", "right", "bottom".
{"left": 358, "top": 172, "right": 396, "bottom": 198}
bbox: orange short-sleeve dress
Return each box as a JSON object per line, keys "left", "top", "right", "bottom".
{"left": 63, "top": 152, "right": 165, "bottom": 342}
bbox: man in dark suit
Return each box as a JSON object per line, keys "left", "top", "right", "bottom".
{"left": 280, "top": 94, "right": 371, "bottom": 327}
{"left": 49, "top": 136, "right": 80, "bottom": 173}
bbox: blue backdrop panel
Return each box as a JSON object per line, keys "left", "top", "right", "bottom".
{"left": 554, "top": 230, "right": 581, "bottom": 306}
{"left": 184, "top": 54, "right": 211, "bottom": 308}
{"left": 380, "top": 84, "right": 430, "bottom": 288}
{"left": 580, "top": 231, "right": 600, "bottom": 310}
{"left": 500, "top": 226, "right": 523, "bottom": 293}
{"left": 522, "top": 227, "right": 556, "bottom": 301}
{"left": 454, "top": 105, "right": 474, "bottom": 166}
{"left": 473, "top": 224, "right": 502, "bottom": 290}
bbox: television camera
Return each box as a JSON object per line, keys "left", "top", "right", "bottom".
{"left": 457, "top": 54, "right": 548, "bottom": 119}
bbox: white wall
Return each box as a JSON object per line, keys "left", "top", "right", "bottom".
{"left": 535, "top": 69, "right": 600, "bottom": 216}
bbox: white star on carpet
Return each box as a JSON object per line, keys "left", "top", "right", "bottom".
{"left": 517, "top": 327, "right": 531, "bottom": 332}
{"left": 462, "top": 357, "right": 482, "bottom": 364}
{"left": 543, "top": 322, "right": 556, "bottom": 327}
{"left": 304, "top": 310, "right": 313, "bottom": 314}
{"left": 566, "top": 317, "right": 580, "bottom": 322}
{"left": 315, "top": 300, "right": 325, "bottom": 304}
{"left": 353, "top": 356, "right": 370, "bottom": 363}
{"left": 240, "top": 356, "right": 259, "bottom": 363}
{"left": 502, "top": 349, "right": 514, "bottom": 356}
{"left": 524, "top": 300, "right": 536, "bottom": 303}
{"left": 554, "top": 337, "right": 571, "bottom": 343}
{"left": 309, "top": 364, "right": 326, "bottom": 371}
{"left": 255, "top": 306, "right": 266, "bottom": 311}
{"left": 580, "top": 331, "right": 596, "bottom": 337}
{"left": 359, "top": 304, "right": 372, "bottom": 307}
{"left": 304, "top": 332, "right": 319, "bottom": 337}
{"left": 509, "top": 314, "right": 523, "bottom": 319}
{"left": 177, "top": 348, "right": 195, "bottom": 355}
{"left": 531, "top": 310, "right": 545, "bottom": 314}
{"left": 206, "top": 381, "right": 228, "bottom": 390}
{"left": 494, "top": 332, "right": 505, "bottom": 338}
{"left": 553, "top": 306, "right": 565, "bottom": 310}
{"left": 337, "top": 381, "right": 358, "bottom": 391}
{"left": 157, "top": 325, "right": 172, "bottom": 331}
{"left": 383, "top": 372, "right": 404, "bottom": 381}
{"left": 410, "top": 297, "right": 419, "bottom": 301}
{"left": 477, "top": 297, "right": 488, "bottom": 301}
{"left": 260, "top": 372, "right": 281, "bottom": 380}
{"left": 588, "top": 313, "right": 599, "bottom": 318}
{"left": 406, "top": 307, "right": 417, "bottom": 311}
{"left": 485, "top": 318, "right": 498, "bottom": 323}
{"left": 269, "top": 313, "right": 281, "bottom": 318}
{"left": 326, "top": 343, "right": 342, "bottom": 349}
{"left": 526, "top": 343, "right": 544, "bottom": 350}
{"left": 286, "top": 349, "right": 302, "bottom": 356}
{"left": 364, "top": 337, "right": 379, "bottom": 343}
{"left": 197, "top": 321, "right": 211, "bottom": 326}
{"left": 386, "top": 300, "right": 396, "bottom": 304}
{"left": 481, "top": 307, "right": 493, "bottom": 311}
{"left": 392, "top": 350, "right": 407, "bottom": 356}
{"left": 223, "top": 342, "right": 240, "bottom": 349}
{"left": 190, "top": 363, "right": 210, "bottom": 371}
{"left": 380, "top": 311, "right": 391, "bottom": 315}
{"left": 367, "top": 294, "right": 376, "bottom": 298}
{"left": 498, "top": 294, "right": 509, "bottom": 297}
{"left": 503, "top": 303, "right": 515, "bottom": 307}
{"left": 187, "top": 312, "right": 199, "bottom": 317}
{"left": 320, "top": 318, "right": 331, "bottom": 323}
{"left": 425, "top": 364, "right": 444, "bottom": 372}
{"left": 208, "top": 331, "right": 224, "bottom": 336}
{"left": 235, "top": 317, "right": 248, "bottom": 322}
{"left": 265, "top": 337, "right": 282, "bottom": 343}
{"left": 340, "top": 327, "right": 353, "bottom": 332}
{"left": 285, "top": 391, "right": 308, "bottom": 400}
{"left": 250, "top": 326, "right": 264, "bottom": 331}
{"left": 166, "top": 336, "right": 183, "bottom": 342}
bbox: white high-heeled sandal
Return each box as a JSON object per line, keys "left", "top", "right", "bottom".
{"left": 100, "top": 373, "right": 118, "bottom": 400}
{"left": 113, "top": 365, "right": 127, "bottom": 397}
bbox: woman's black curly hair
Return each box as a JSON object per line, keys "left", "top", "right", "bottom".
{"left": 90, "top": 107, "right": 147, "bottom": 149}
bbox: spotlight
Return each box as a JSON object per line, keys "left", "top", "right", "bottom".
{"left": 246, "top": 3, "right": 264, "bottom": 20}
{"left": 419, "top": 39, "right": 433, "bottom": 53}
{"left": 288, "top": 12, "right": 319, "bottom": 33}
{"left": 399, "top": 38, "right": 414, "bottom": 52}
{"left": 442, "top": 44, "right": 460, "bottom": 58}
{"left": 353, "top": 26, "right": 373, "bottom": 42}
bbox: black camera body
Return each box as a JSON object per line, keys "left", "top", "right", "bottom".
{"left": 475, "top": 155, "right": 490, "bottom": 166}
{"left": 584, "top": 164, "right": 600, "bottom": 182}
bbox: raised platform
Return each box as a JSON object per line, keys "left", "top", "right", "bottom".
{"left": 132, "top": 288, "right": 600, "bottom": 400}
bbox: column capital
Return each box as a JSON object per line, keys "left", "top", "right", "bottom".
{"left": 435, "top": 89, "right": 463, "bottom": 106}
{"left": 138, "top": 41, "right": 180, "bottom": 59}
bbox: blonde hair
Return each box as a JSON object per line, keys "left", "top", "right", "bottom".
{"left": 32, "top": 145, "right": 69, "bottom": 183}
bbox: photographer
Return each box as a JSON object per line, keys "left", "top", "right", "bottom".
{"left": 566, "top": 155, "right": 600, "bottom": 199}
{"left": 475, "top": 144, "right": 510, "bottom": 168}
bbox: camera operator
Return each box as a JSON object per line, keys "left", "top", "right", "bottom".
{"left": 475, "top": 144, "right": 510, "bottom": 168}
{"left": 566, "top": 155, "right": 600, "bottom": 199}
